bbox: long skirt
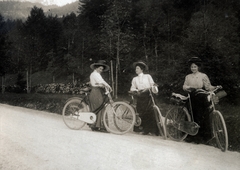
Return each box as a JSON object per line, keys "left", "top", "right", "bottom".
{"left": 88, "top": 87, "right": 106, "bottom": 129}
{"left": 136, "top": 90, "right": 159, "bottom": 135}
{"left": 190, "top": 90, "right": 212, "bottom": 139}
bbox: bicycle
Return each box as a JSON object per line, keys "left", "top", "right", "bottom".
{"left": 164, "top": 86, "right": 228, "bottom": 152}
{"left": 62, "top": 86, "right": 136, "bottom": 135}
{"left": 128, "top": 87, "right": 167, "bottom": 139}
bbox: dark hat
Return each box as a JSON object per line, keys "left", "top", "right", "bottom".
{"left": 90, "top": 60, "right": 109, "bottom": 72}
{"left": 133, "top": 61, "right": 148, "bottom": 70}
{"left": 188, "top": 57, "right": 202, "bottom": 67}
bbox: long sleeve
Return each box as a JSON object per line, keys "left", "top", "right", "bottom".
{"left": 183, "top": 76, "right": 190, "bottom": 91}
{"left": 130, "top": 74, "right": 154, "bottom": 91}
{"left": 90, "top": 71, "right": 110, "bottom": 88}
{"left": 203, "top": 74, "right": 215, "bottom": 91}
{"left": 130, "top": 77, "right": 138, "bottom": 91}
{"left": 147, "top": 74, "right": 155, "bottom": 86}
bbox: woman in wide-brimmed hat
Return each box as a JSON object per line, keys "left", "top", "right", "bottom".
{"left": 130, "top": 61, "right": 159, "bottom": 136}
{"left": 183, "top": 56, "right": 219, "bottom": 144}
{"left": 89, "top": 60, "right": 112, "bottom": 131}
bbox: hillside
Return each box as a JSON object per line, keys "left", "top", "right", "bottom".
{"left": 0, "top": 1, "right": 79, "bottom": 20}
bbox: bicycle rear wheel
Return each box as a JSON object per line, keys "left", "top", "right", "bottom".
{"left": 165, "top": 106, "right": 191, "bottom": 141}
{"left": 153, "top": 106, "right": 167, "bottom": 139}
{"left": 62, "top": 98, "right": 89, "bottom": 130}
{"left": 103, "top": 101, "right": 136, "bottom": 135}
{"left": 212, "top": 110, "right": 228, "bottom": 152}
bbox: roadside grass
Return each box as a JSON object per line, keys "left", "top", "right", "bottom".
{"left": 0, "top": 92, "right": 239, "bottom": 152}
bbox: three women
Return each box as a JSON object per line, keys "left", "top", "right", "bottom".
{"left": 88, "top": 57, "right": 217, "bottom": 141}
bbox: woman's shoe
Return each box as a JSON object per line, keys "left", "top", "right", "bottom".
{"left": 99, "top": 128, "right": 108, "bottom": 132}
{"left": 91, "top": 127, "right": 100, "bottom": 131}
{"left": 134, "top": 126, "right": 143, "bottom": 132}
{"left": 139, "top": 131, "right": 149, "bottom": 135}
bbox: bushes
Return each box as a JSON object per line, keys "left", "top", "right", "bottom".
{"left": 3, "top": 82, "right": 91, "bottom": 94}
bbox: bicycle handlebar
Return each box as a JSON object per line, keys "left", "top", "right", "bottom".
{"left": 172, "top": 85, "right": 223, "bottom": 99}
{"left": 95, "top": 83, "right": 112, "bottom": 94}
{"left": 129, "top": 84, "right": 158, "bottom": 95}
{"left": 128, "top": 87, "right": 154, "bottom": 96}
{"left": 213, "top": 85, "right": 223, "bottom": 92}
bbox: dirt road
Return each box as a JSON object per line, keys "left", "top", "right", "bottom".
{"left": 0, "top": 104, "right": 240, "bottom": 170}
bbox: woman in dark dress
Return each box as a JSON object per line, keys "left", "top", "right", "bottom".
{"left": 130, "top": 61, "right": 159, "bottom": 136}
{"left": 183, "top": 57, "right": 218, "bottom": 143}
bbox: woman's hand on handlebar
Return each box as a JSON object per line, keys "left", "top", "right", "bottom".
{"left": 95, "top": 83, "right": 112, "bottom": 92}
{"left": 106, "top": 86, "right": 112, "bottom": 93}
{"left": 216, "top": 85, "right": 223, "bottom": 89}
{"left": 184, "top": 86, "right": 196, "bottom": 92}
{"left": 129, "top": 90, "right": 140, "bottom": 96}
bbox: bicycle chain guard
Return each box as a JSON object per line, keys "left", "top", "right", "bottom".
{"left": 174, "top": 121, "right": 200, "bottom": 136}
{"left": 76, "top": 112, "right": 96, "bottom": 124}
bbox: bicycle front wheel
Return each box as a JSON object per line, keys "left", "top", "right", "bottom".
{"left": 103, "top": 101, "right": 136, "bottom": 135}
{"left": 212, "top": 110, "right": 228, "bottom": 152}
{"left": 153, "top": 106, "right": 167, "bottom": 139}
{"left": 62, "top": 98, "right": 89, "bottom": 130}
{"left": 165, "top": 106, "right": 191, "bottom": 141}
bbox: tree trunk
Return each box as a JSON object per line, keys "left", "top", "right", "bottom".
{"left": 115, "top": 62, "right": 118, "bottom": 99}
{"left": 26, "top": 70, "right": 29, "bottom": 93}
{"left": 143, "top": 23, "right": 147, "bottom": 58}
{"left": 110, "top": 60, "right": 115, "bottom": 96}
{"left": 29, "top": 65, "right": 32, "bottom": 93}
{"left": 115, "top": 33, "right": 121, "bottom": 99}
{"left": 1, "top": 76, "right": 5, "bottom": 94}
{"left": 81, "top": 38, "right": 84, "bottom": 74}
{"left": 73, "top": 72, "right": 75, "bottom": 87}
{"left": 154, "top": 38, "right": 159, "bottom": 72}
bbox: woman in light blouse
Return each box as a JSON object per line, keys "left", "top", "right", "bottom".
{"left": 183, "top": 57, "right": 217, "bottom": 143}
{"left": 89, "top": 60, "right": 112, "bottom": 131}
{"left": 130, "top": 61, "right": 159, "bottom": 136}
{"left": 183, "top": 57, "right": 216, "bottom": 92}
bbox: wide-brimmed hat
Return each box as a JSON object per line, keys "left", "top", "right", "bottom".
{"left": 133, "top": 61, "right": 148, "bottom": 71}
{"left": 90, "top": 60, "right": 109, "bottom": 72}
{"left": 188, "top": 57, "right": 202, "bottom": 66}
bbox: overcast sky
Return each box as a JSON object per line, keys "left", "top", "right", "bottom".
{"left": 16, "top": 0, "right": 78, "bottom": 6}
{"left": 45, "top": 0, "right": 77, "bottom": 6}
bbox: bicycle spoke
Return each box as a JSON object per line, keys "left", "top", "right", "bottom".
{"left": 62, "top": 99, "right": 88, "bottom": 130}
{"left": 103, "top": 102, "right": 135, "bottom": 135}
{"left": 165, "top": 106, "right": 190, "bottom": 141}
{"left": 212, "top": 111, "right": 228, "bottom": 152}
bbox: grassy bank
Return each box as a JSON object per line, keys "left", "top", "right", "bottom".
{"left": 0, "top": 92, "right": 239, "bottom": 152}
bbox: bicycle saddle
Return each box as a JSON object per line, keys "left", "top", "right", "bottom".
{"left": 172, "top": 92, "right": 188, "bottom": 100}
{"left": 81, "top": 87, "right": 91, "bottom": 92}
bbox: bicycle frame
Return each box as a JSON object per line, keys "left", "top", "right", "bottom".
{"left": 66, "top": 86, "right": 115, "bottom": 124}
{"left": 188, "top": 87, "right": 221, "bottom": 116}
{"left": 63, "top": 85, "right": 136, "bottom": 135}
{"left": 129, "top": 87, "right": 167, "bottom": 138}
{"left": 90, "top": 86, "right": 128, "bottom": 122}
{"left": 171, "top": 87, "right": 223, "bottom": 135}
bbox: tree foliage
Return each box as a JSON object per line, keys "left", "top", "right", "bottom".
{"left": 0, "top": 14, "right": 12, "bottom": 76}
{"left": 1, "top": 0, "right": 240, "bottom": 96}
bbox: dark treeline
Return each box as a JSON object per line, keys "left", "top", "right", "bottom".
{"left": 0, "top": 0, "right": 240, "bottom": 99}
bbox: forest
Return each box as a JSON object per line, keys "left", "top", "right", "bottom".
{"left": 0, "top": 0, "right": 240, "bottom": 99}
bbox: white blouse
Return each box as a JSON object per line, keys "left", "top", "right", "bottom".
{"left": 90, "top": 70, "right": 109, "bottom": 87}
{"left": 130, "top": 73, "right": 154, "bottom": 91}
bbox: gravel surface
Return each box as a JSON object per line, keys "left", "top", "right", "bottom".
{"left": 0, "top": 104, "right": 240, "bottom": 170}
